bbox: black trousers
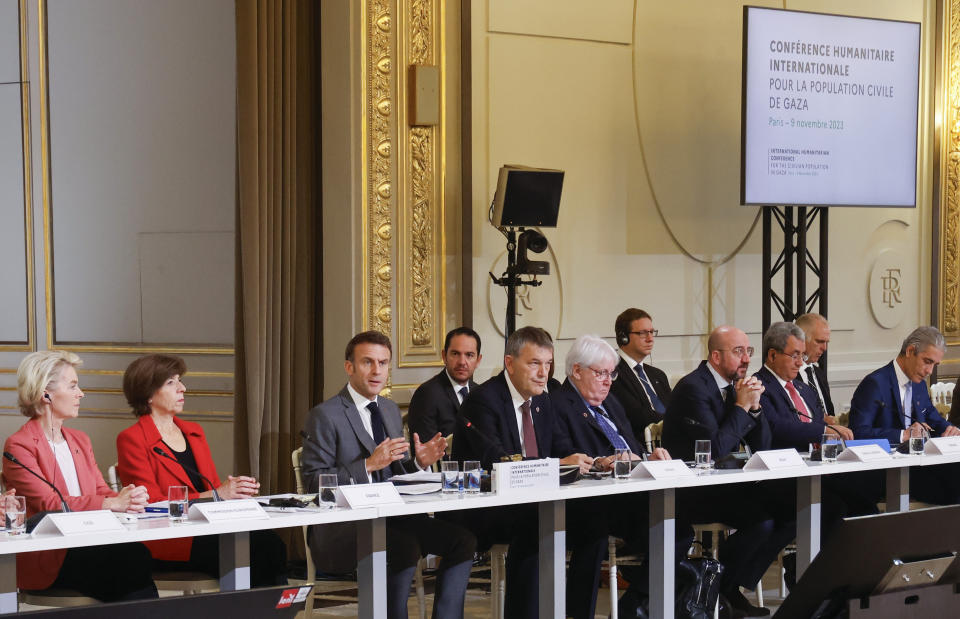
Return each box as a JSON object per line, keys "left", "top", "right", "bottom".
{"left": 52, "top": 542, "right": 158, "bottom": 602}
{"left": 153, "top": 530, "right": 288, "bottom": 587}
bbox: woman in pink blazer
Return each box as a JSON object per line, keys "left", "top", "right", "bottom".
{"left": 2, "top": 350, "right": 157, "bottom": 601}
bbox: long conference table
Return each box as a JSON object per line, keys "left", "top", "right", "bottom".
{"left": 0, "top": 450, "right": 956, "bottom": 618}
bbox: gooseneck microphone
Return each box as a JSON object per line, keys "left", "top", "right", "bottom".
{"left": 152, "top": 446, "right": 221, "bottom": 501}
{"left": 791, "top": 407, "right": 847, "bottom": 438}
{"left": 3, "top": 451, "right": 70, "bottom": 512}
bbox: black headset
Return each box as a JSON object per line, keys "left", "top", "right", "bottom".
{"left": 616, "top": 330, "right": 629, "bottom": 346}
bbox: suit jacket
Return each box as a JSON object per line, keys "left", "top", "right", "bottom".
{"left": 2, "top": 418, "right": 118, "bottom": 590}
{"left": 550, "top": 379, "right": 644, "bottom": 457}
{"left": 407, "top": 369, "right": 478, "bottom": 444}
{"left": 303, "top": 386, "right": 416, "bottom": 573}
{"left": 610, "top": 357, "right": 672, "bottom": 438}
{"left": 661, "top": 361, "right": 771, "bottom": 462}
{"left": 755, "top": 366, "right": 827, "bottom": 451}
{"left": 116, "top": 414, "right": 222, "bottom": 561}
{"left": 850, "top": 361, "right": 950, "bottom": 444}
{"left": 452, "top": 371, "right": 574, "bottom": 470}
{"left": 804, "top": 364, "right": 835, "bottom": 417}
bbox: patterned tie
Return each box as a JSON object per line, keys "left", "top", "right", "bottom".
{"left": 366, "top": 400, "right": 388, "bottom": 481}
{"left": 458, "top": 386, "right": 469, "bottom": 405}
{"left": 784, "top": 381, "right": 811, "bottom": 422}
{"left": 634, "top": 364, "right": 667, "bottom": 416}
{"left": 903, "top": 382, "right": 913, "bottom": 428}
{"left": 723, "top": 384, "right": 735, "bottom": 403}
{"left": 520, "top": 400, "right": 539, "bottom": 458}
{"left": 590, "top": 406, "right": 629, "bottom": 450}
{"left": 805, "top": 366, "right": 827, "bottom": 413}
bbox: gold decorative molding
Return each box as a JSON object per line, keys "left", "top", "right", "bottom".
{"left": 397, "top": 0, "right": 445, "bottom": 366}
{"left": 941, "top": 0, "right": 960, "bottom": 337}
{"left": 363, "top": 0, "right": 395, "bottom": 336}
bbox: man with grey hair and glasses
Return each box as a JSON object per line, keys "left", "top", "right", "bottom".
{"left": 552, "top": 334, "right": 688, "bottom": 618}
{"left": 795, "top": 313, "right": 836, "bottom": 419}
{"left": 851, "top": 325, "right": 960, "bottom": 504}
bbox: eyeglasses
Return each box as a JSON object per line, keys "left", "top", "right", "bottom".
{"left": 775, "top": 350, "right": 808, "bottom": 363}
{"left": 587, "top": 367, "right": 619, "bottom": 381}
{"left": 718, "top": 346, "right": 754, "bottom": 358}
{"left": 629, "top": 329, "right": 658, "bottom": 339}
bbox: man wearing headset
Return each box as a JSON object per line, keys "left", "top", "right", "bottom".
{"left": 610, "top": 308, "right": 672, "bottom": 439}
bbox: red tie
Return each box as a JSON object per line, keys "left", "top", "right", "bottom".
{"left": 520, "top": 400, "right": 539, "bottom": 457}
{"left": 785, "top": 381, "right": 811, "bottom": 422}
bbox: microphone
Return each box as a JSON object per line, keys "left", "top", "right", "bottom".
{"left": 791, "top": 407, "right": 847, "bottom": 438}
{"left": 3, "top": 451, "right": 70, "bottom": 513}
{"left": 152, "top": 446, "right": 221, "bottom": 501}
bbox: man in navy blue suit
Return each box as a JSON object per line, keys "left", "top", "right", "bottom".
{"left": 850, "top": 326, "right": 960, "bottom": 504}
{"left": 552, "top": 334, "right": 689, "bottom": 618}
{"left": 662, "top": 325, "right": 794, "bottom": 618}
{"left": 451, "top": 326, "right": 598, "bottom": 619}
{"left": 755, "top": 322, "right": 876, "bottom": 544}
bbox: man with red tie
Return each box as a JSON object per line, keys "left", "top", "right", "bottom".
{"left": 754, "top": 322, "right": 875, "bottom": 551}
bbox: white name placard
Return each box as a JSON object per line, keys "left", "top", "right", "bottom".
{"left": 743, "top": 449, "right": 806, "bottom": 471}
{"left": 188, "top": 499, "right": 270, "bottom": 523}
{"left": 335, "top": 482, "right": 404, "bottom": 508}
{"left": 924, "top": 436, "right": 960, "bottom": 456}
{"left": 838, "top": 444, "right": 892, "bottom": 463}
{"left": 32, "top": 510, "right": 126, "bottom": 536}
{"left": 630, "top": 459, "right": 696, "bottom": 480}
{"left": 492, "top": 458, "right": 559, "bottom": 496}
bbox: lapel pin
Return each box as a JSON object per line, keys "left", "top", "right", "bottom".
{"left": 583, "top": 412, "right": 588, "bottom": 418}
{"left": 535, "top": 406, "right": 540, "bottom": 413}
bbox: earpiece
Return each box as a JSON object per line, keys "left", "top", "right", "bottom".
{"left": 616, "top": 331, "right": 629, "bottom": 346}
{"left": 43, "top": 394, "right": 51, "bottom": 402}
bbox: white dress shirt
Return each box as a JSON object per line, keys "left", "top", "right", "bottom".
{"left": 446, "top": 370, "right": 469, "bottom": 405}
{"left": 892, "top": 359, "right": 912, "bottom": 428}
{"left": 504, "top": 373, "right": 530, "bottom": 456}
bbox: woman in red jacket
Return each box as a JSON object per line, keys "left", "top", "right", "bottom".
{"left": 116, "top": 354, "right": 286, "bottom": 585}
{"left": 2, "top": 350, "right": 157, "bottom": 601}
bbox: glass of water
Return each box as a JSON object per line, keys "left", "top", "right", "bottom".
{"left": 694, "top": 440, "right": 712, "bottom": 472}
{"left": 909, "top": 426, "right": 928, "bottom": 455}
{"left": 441, "top": 461, "right": 459, "bottom": 494}
{"left": 168, "top": 485, "right": 188, "bottom": 523}
{"left": 463, "top": 461, "right": 481, "bottom": 493}
{"left": 613, "top": 448, "right": 633, "bottom": 479}
{"left": 317, "top": 474, "right": 338, "bottom": 509}
{"left": 821, "top": 433, "right": 840, "bottom": 462}
{"left": 3, "top": 496, "right": 26, "bottom": 535}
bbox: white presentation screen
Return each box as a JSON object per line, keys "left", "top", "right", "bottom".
{"left": 741, "top": 7, "right": 920, "bottom": 207}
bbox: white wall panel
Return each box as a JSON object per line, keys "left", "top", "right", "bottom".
{"left": 46, "top": 0, "right": 235, "bottom": 344}
{"left": 0, "top": 84, "right": 28, "bottom": 342}
{"left": 0, "top": 0, "right": 19, "bottom": 84}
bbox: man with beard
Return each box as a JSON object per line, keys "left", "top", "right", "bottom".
{"left": 662, "top": 326, "right": 795, "bottom": 618}
{"left": 407, "top": 327, "right": 482, "bottom": 443}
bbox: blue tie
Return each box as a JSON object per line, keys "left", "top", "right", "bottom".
{"left": 903, "top": 382, "right": 913, "bottom": 428}
{"left": 590, "top": 406, "right": 629, "bottom": 451}
{"left": 635, "top": 364, "right": 667, "bottom": 416}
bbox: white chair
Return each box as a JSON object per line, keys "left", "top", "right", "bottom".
{"left": 109, "top": 462, "right": 219, "bottom": 596}
{"left": 643, "top": 421, "right": 664, "bottom": 453}
{"left": 606, "top": 536, "right": 645, "bottom": 619}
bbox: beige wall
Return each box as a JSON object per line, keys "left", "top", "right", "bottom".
{"left": 0, "top": 0, "right": 237, "bottom": 477}
{"left": 470, "top": 0, "right": 937, "bottom": 408}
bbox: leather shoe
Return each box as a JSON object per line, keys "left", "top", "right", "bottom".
{"left": 615, "top": 586, "right": 649, "bottom": 619}
{"left": 722, "top": 587, "right": 770, "bottom": 618}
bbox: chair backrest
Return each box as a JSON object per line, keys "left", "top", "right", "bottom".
{"left": 644, "top": 421, "right": 663, "bottom": 452}
{"left": 107, "top": 463, "right": 120, "bottom": 492}
{"left": 291, "top": 447, "right": 305, "bottom": 494}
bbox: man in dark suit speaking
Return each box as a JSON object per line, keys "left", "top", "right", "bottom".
{"left": 610, "top": 308, "right": 672, "bottom": 439}
{"left": 302, "top": 331, "right": 475, "bottom": 619}
{"left": 850, "top": 325, "right": 960, "bottom": 505}
{"left": 407, "top": 327, "right": 481, "bottom": 444}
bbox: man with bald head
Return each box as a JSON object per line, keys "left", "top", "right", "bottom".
{"left": 795, "top": 313, "right": 835, "bottom": 418}
{"left": 662, "top": 326, "right": 794, "bottom": 618}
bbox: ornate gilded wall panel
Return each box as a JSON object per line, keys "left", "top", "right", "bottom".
{"left": 940, "top": 0, "right": 960, "bottom": 339}
{"left": 363, "top": 0, "right": 396, "bottom": 336}
{"left": 397, "top": 0, "right": 444, "bottom": 366}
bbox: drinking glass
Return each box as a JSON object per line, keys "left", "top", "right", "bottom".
{"left": 441, "top": 461, "right": 460, "bottom": 494}
{"left": 613, "top": 448, "right": 633, "bottom": 479}
{"left": 909, "top": 426, "right": 928, "bottom": 455}
{"left": 168, "top": 485, "right": 188, "bottom": 523}
{"left": 821, "top": 433, "right": 840, "bottom": 462}
{"left": 694, "top": 440, "right": 712, "bottom": 471}
{"left": 463, "top": 461, "right": 481, "bottom": 493}
{"left": 317, "top": 474, "right": 338, "bottom": 509}
{"left": 3, "top": 496, "right": 26, "bottom": 535}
